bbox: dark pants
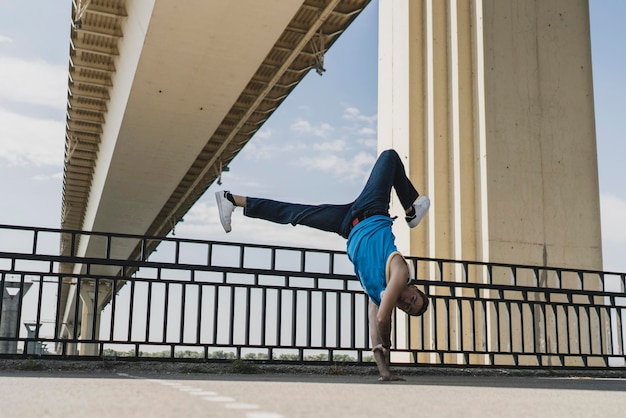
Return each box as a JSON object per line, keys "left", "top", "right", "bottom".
{"left": 244, "top": 149, "right": 419, "bottom": 239}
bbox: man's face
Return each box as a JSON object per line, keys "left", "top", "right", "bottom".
{"left": 396, "top": 285, "right": 425, "bottom": 316}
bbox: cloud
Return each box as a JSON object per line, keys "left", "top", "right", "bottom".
{"left": 342, "top": 107, "right": 377, "bottom": 149}
{"left": 600, "top": 193, "right": 626, "bottom": 273}
{"left": 255, "top": 127, "right": 272, "bottom": 140}
{"left": 32, "top": 171, "right": 63, "bottom": 181}
{"left": 241, "top": 136, "right": 306, "bottom": 161}
{"left": 601, "top": 193, "right": 626, "bottom": 245}
{"left": 297, "top": 150, "right": 375, "bottom": 182}
{"left": 0, "top": 34, "right": 13, "bottom": 44}
{"left": 358, "top": 127, "right": 376, "bottom": 136}
{"left": 238, "top": 126, "right": 280, "bottom": 160}
{"left": 0, "top": 108, "right": 65, "bottom": 166}
{"left": 312, "top": 139, "right": 346, "bottom": 152}
{"left": 358, "top": 138, "right": 377, "bottom": 149}
{"left": 0, "top": 55, "right": 66, "bottom": 109}
{"left": 290, "top": 118, "right": 333, "bottom": 137}
{"left": 343, "top": 106, "right": 377, "bottom": 125}
{"left": 241, "top": 143, "right": 272, "bottom": 160}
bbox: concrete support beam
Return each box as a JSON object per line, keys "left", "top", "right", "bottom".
{"left": 78, "top": 281, "right": 111, "bottom": 356}
{"left": 0, "top": 282, "right": 32, "bottom": 354}
{"left": 379, "top": 0, "right": 604, "bottom": 366}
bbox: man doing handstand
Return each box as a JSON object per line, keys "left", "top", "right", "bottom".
{"left": 216, "top": 149, "right": 430, "bottom": 380}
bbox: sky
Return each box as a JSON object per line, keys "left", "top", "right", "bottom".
{"left": 0, "top": 0, "right": 625, "bottom": 273}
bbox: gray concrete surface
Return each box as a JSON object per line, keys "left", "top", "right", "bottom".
{"left": 0, "top": 363, "right": 625, "bottom": 418}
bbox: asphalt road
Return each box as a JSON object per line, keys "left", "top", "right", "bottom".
{"left": 1, "top": 370, "right": 625, "bottom": 418}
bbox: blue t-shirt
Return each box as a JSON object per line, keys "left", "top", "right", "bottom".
{"left": 346, "top": 215, "right": 398, "bottom": 306}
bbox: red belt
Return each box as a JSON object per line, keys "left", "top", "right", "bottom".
{"left": 351, "top": 211, "right": 390, "bottom": 228}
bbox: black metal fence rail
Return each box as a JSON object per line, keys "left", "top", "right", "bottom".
{"left": 407, "top": 260, "right": 625, "bottom": 368}
{"left": 0, "top": 224, "right": 624, "bottom": 368}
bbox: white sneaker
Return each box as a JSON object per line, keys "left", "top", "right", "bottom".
{"left": 406, "top": 196, "right": 430, "bottom": 228}
{"left": 215, "top": 191, "right": 235, "bottom": 233}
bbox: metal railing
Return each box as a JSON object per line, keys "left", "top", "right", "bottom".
{"left": 0, "top": 224, "right": 624, "bottom": 368}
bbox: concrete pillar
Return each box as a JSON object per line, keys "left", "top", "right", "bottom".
{"left": 78, "top": 281, "right": 111, "bottom": 356}
{"left": 24, "top": 323, "right": 45, "bottom": 355}
{"left": 55, "top": 277, "right": 80, "bottom": 356}
{"left": 0, "top": 282, "right": 32, "bottom": 354}
{"left": 378, "top": 0, "right": 603, "bottom": 365}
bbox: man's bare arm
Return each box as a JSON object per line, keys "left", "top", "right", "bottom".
{"left": 369, "top": 299, "right": 404, "bottom": 381}
{"left": 376, "top": 255, "right": 409, "bottom": 345}
{"left": 369, "top": 255, "right": 410, "bottom": 381}
{"left": 368, "top": 300, "right": 390, "bottom": 378}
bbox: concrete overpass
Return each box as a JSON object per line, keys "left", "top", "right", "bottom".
{"left": 57, "top": 0, "right": 370, "bottom": 351}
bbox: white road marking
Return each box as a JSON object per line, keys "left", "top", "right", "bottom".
{"left": 116, "top": 373, "right": 283, "bottom": 417}
{"left": 203, "top": 396, "right": 235, "bottom": 402}
{"left": 246, "top": 413, "right": 284, "bottom": 418}
{"left": 159, "top": 381, "right": 183, "bottom": 386}
{"left": 225, "top": 403, "right": 259, "bottom": 409}
{"left": 189, "top": 391, "right": 218, "bottom": 396}
{"left": 177, "top": 386, "right": 202, "bottom": 392}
